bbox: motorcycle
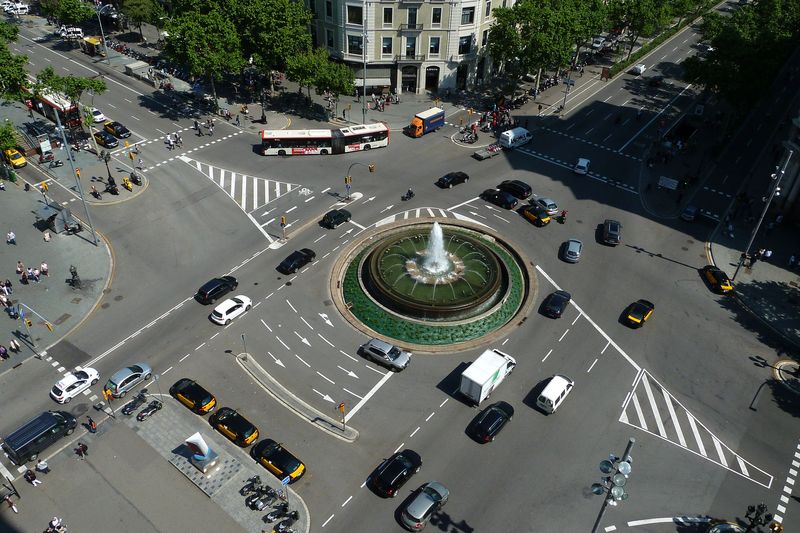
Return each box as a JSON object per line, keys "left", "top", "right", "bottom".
{"left": 401, "top": 189, "right": 415, "bottom": 202}
{"left": 241, "top": 475, "right": 265, "bottom": 496}
{"left": 136, "top": 399, "right": 162, "bottom": 421}
{"left": 90, "top": 186, "right": 102, "bottom": 200}
{"left": 129, "top": 171, "right": 142, "bottom": 186}
{"left": 106, "top": 183, "right": 119, "bottom": 195}
{"left": 247, "top": 487, "right": 278, "bottom": 511}
{"left": 122, "top": 176, "right": 133, "bottom": 192}
{"left": 49, "top": 159, "right": 64, "bottom": 168}
{"left": 122, "top": 389, "right": 148, "bottom": 416}
{"left": 265, "top": 502, "right": 291, "bottom": 523}
{"left": 274, "top": 511, "right": 299, "bottom": 532}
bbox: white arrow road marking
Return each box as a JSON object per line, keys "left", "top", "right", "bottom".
{"left": 312, "top": 389, "right": 335, "bottom": 402}
{"left": 337, "top": 365, "right": 359, "bottom": 379}
{"left": 319, "top": 313, "right": 334, "bottom": 327}
{"left": 294, "top": 331, "right": 311, "bottom": 346}
{"left": 380, "top": 205, "right": 393, "bottom": 213}
{"left": 267, "top": 351, "right": 285, "bottom": 368}
{"left": 363, "top": 196, "right": 376, "bottom": 203}
{"left": 468, "top": 211, "right": 488, "bottom": 219}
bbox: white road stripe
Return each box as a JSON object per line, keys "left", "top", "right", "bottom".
{"left": 662, "top": 389, "right": 686, "bottom": 447}
{"left": 294, "top": 354, "right": 310, "bottom": 367}
{"left": 345, "top": 370, "right": 392, "bottom": 422}
{"left": 631, "top": 392, "right": 648, "bottom": 431}
{"left": 737, "top": 456, "right": 749, "bottom": 477}
{"left": 712, "top": 437, "right": 728, "bottom": 467}
{"left": 641, "top": 374, "right": 668, "bottom": 438}
{"left": 687, "top": 414, "right": 707, "bottom": 456}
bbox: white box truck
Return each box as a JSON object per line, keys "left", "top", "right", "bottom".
{"left": 459, "top": 349, "right": 517, "bottom": 405}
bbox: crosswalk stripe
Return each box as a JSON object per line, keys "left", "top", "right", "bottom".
{"left": 230, "top": 171, "right": 236, "bottom": 199}
{"left": 737, "top": 457, "right": 749, "bottom": 477}
{"left": 252, "top": 178, "right": 258, "bottom": 211}
{"left": 631, "top": 392, "right": 647, "bottom": 431}
{"left": 641, "top": 373, "right": 668, "bottom": 438}
{"left": 662, "top": 388, "right": 687, "bottom": 447}
{"left": 712, "top": 437, "right": 728, "bottom": 467}
{"left": 239, "top": 173, "right": 247, "bottom": 209}
{"left": 687, "top": 414, "right": 707, "bottom": 456}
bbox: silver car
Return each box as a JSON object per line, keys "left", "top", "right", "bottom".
{"left": 359, "top": 338, "right": 411, "bottom": 371}
{"left": 562, "top": 239, "right": 583, "bottom": 263}
{"left": 535, "top": 197, "right": 559, "bottom": 215}
{"left": 104, "top": 363, "right": 152, "bottom": 398}
{"left": 401, "top": 481, "right": 449, "bottom": 530}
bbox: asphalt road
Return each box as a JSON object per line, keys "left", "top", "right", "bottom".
{"left": 1, "top": 4, "right": 796, "bottom": 533}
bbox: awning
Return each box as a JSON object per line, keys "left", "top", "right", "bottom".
{"left": 354, "top": 78, "right": 392, "bottom": 87}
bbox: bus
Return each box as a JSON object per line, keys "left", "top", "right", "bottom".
{"left": 30, "top": 89, "right": 82, "bottom": 129}
{"left": 260, "top": 122, "right": 390, "bottom": 156}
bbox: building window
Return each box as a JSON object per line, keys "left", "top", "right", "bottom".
{"left": 382, "top": 37, "right": 392, "bottom": 55}
{"left": 429, "top": 36, "right": 440, "bottom": 57}
{"left": 461, "top": 6, "right": 474, "bottom": 25}
{"left": 485, "top": 0, "right": 491, "bottom": 17}
{"left": 347, "top": 5, "right": 363, "bottom": 25}
{"left": 431, "top": 7, "right": 441, "bottom": 26}
{"left": 383, "top": 7, "right": 392, "bottom": 26}
{"left": 458, "top": 35, "right": 472, "bottom": 55}
{"left": 348, "top": 34, "right": 364, "bottom": 55}
{"left": 406, "top": 36, "right": 416, "bottom": 58}
{"left": 407, "top": 7, "right": 417, "bottom": 26}
{"left": 326, "top": 29, "right": 334, "bottom": 48}
{"left": 482, "top": 29, "right": 488, "bottom": 46}
{"left": 326, "top": 0, "right": 332, "bottom": 18}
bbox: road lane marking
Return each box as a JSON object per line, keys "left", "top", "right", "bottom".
{"left": 558, "top": 329, "right": 569, "bottom": 341}
{"left": 285, "top": 299, "right": 298, "bottom": 313}
{"left": 641, "top": 373, "right": 668, "bottom": 438}
{"left": 322, "top": 515, "right": 334, "bottom": 527}
{"left": 425, "top": 412, "right": 435, "bottom": 422}
{"left": 631, "top": 393, "right": 648, "bottom": 431}
{"left": 276, "top": 336, "right": 290, "bottom": 350}
{"left": 542, "top": 349, "right": 553, "bottom": 362}
{"left": 340, "top": 350, "right": 358, "bottom": 362}
{"left": 179, "top": 353, "right": 190, "bottom": 362}
{"left": 587, "top": 358, "right": 598, "bottom": 372}
{"left": 687, "top": 415, "right": 706, "bottom": 456}
{"left": 712, "top": 437, "right": 728, "bottom": 467}
{"left": 341, "top": 496, "right": 352, "bottom": 507}
{"left": 195, "top": 342, "right": 206, "bottom": 351}
{"left": 294, "top": 354, "right": 310, "bottom": 367}
{"left": 346, "top": 370, "right": 393, "bottom": 422}
{"left": 316, "top": 371, "right": 335, "bottom": 384}
{"left": 439, "top": 398, "right": 448, "bottom": 408}
{"left": 410, "top": 427, "right": 420, "bottom": 438}
{"left": 260, "top": 319, "right": 273, "bottom": 332}
{"left": 393, "top": 442, "right": 405, "bottom": 454}
{"left": 662, "top": 389, "right": 686, "bottom": 447}
{"left": 317, "top": 333, "right": 335, "bottom": 347}
{"left": 343, "top": 388, "right": 363, "bottom": 399}
{"left": 365, "top": 364, "right": 385, "bottom": 375}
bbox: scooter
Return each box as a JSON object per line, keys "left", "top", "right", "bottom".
{"left": 122, "top": 176, "right": 133, "bottom": 191}
{"left": 274, "top": 511, "right": 299, "bottom": 533}
{"left": 401, "top": 189, "right": 415, "bottom": 202}
{"left": 129, "top": 171, "right": 142, "bottom": 186}
{"left": 106, "top": 183, "right": 119, "bottom": 195}
{"left": 265, "top": 502, "right": 291, "bottom": 523}
{"left": 49, "top": 159, "right": 64, "bottom": 168}
{"left": 241, "top": 475, "right": 265, "bottom": 496}
{"left": 136, "top": 399, "right": 162, "bottom": 421}
{"left": 122, "top": 389, "right": 148, "bottom": 416}
{"left": 90, "top": 186, "right": 102, "bottom": 200}
{"left": 247, "top": 487, "right": 277, "bottom": 511}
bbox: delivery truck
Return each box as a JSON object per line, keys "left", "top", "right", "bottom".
{"left": 407, "top": 107, "right": 445, "bottom": 137}
{"left": 459, "top": 349, "right": 517, "bottom": 405}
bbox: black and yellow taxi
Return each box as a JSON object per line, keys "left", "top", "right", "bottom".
{"left": 104, "top": 120, "right": 131, "bottom": 138}
{"left": 169, "top": 378, "right": 217, "bottom": 414}
{"left": 521, "top": 204, "right": 551, "bottom": 226}
{"left": 251, "top": 439, "right": 306, "bottom": 482}
{"left": 94, "top": 130, "right": 119, "bottom": 148}
{"left": 209, "top": 407, "right": 259, "bottom": 447}
{"left": 3, "top": 148, "right": 27, "bottom": 168}
{"left": 701, "top": 265, "right": 734, "bottom": 293}
{"left": 625, "top": 299, "right": 654, "bottom": 328}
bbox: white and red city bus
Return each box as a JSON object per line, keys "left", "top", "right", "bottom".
{"left": 260, "top": 122, "right": 389, "bottom": 155}
{"left": 30, "top": 89, "right": 82, "bottom": 128}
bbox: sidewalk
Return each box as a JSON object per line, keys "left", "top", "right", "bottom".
{"left": 0, "top": 176, "right": 111, "bottom": 367}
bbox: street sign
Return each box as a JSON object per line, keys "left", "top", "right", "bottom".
{"left": 281, "top": 476, "right": 291, "bottom": 486}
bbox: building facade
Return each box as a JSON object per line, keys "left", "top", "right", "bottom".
{"left": 308, "top": 0, "right": 512, "bottom": 95}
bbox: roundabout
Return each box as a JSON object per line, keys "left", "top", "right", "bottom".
{"left": 331, "top": 217, "right": 538, "bottom": 351}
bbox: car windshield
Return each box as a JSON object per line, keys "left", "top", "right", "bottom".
{"left": 232, "top": 297, "right": 244, "bottom": 305}
{"left": 212, "top": 310, "right": 223, "bottom": 318}
{"left": 387, "top": 346, "right": 402, "bottom": 360}
{"left": 422, "top": 486, "right": 443, "bottom": 502}
{"left": 51, "top": 385, "right": 63, "bottom": 395}
{"left": 74, "top": 371, "right": 88, "bottom": 380}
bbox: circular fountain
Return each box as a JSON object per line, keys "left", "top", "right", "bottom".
{"left": 334, "top": 219, "right": 535, "bottom": 348}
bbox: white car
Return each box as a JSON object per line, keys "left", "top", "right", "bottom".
{"left": 91, "top": 107, "right": 107, "bottom": 123}
{"left": 591, "top": 37, "right": 605, "bottom": 50}
{"left": 631, "top": 63, "right": 647, "bottom": 75}
{"left": 9, "top": 4, "right": 28, "bottom": 14}
{"left": 211, "top": 295, "right": 252, "bottom": 325}
{"left": 0, "top": 1, "right": 12, "bottom": 9}
{"left": 50, "top": 367, "right": 100, "bottom": 403}
{"left": 574, "top": 158, "right": 590, "bottom": 175}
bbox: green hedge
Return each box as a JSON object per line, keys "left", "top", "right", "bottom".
{"left": 342, "top": 231, "right": 526, "bottom": 345}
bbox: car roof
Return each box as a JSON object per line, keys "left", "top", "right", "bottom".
{"left": 538, "top": 197, "right": 556, "bottom": 205}
{"left": 406, "top": 483, "right": 448, "bottom": 518}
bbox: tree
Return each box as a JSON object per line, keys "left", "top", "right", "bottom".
{"left": 56, "top": 0, "right": 97, "bottom": 25}
{"left": 164, "top": 6, "right": 244, "bottom": 106}
{"left": 0, "top": 120, "right": 17, "bottom": 151}
{"left": 563, "top": 0, "right": 607, "bottom": 65}
{"left": 285, "top": 48, "right": 327, "bottom": 98}
{"left": 609, "top": 0, "right": 671, "bottom": 60}
{"left": 61, "top": 75, "right": 107, "bottom": 111}
{"left": 0, "top": 22, "right": 27, "bottom": 100}
{"left": 121, "top": 0, "right": 161, "bottom": 41}
{"left": 316, "top": 60, "right": 355, "bottom": 100}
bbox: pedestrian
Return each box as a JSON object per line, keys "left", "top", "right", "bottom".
{"left": 137, "top": 158, "right": 144, "bottom": 170}
{"left": 4, "top": 279, "right": 11, "bottom": 293}
{"left": 9, "top": 338, "right": 20, "bottom": 352}
{"left": 87, "top": 416, "right": 97, "bottom": 433}
{"left": 749, "top": 253, "right": 759, "bottom": 268}
{"left": 49, "top": 517, "right": 63, "bottom": 531}
{"left": 40, "top": 262, "right": 48, "bottom": 276}
{"left": 175, "top": 132, "right": 182, "bottom": 147}
{"left": 4, "top": 494, "right": 18, "bottom": 513}
{"left": 789, "top": 255, "right": 796, "bottom": 269}
{"left": 76, "top": 442, "right": 88, "bottom": 459}
{"left": 234, "top": 114, "right": 240, "bottom": 126}
{"left": 209, "top": 124, "right": 214, "bottom": 136}
{"left": 24, "top": 469, "right": 42, "bottom": 486}
{"left": 20, "top": 270, "right": 28, "bottom": 284}
{"left": 36, "top": 459, "right": 50, "bottom": 474}
{"left": 727, "top": 223, "right": 734, "bottom": 238}
{"left": 16, "top": 261, "right": 23, "bottom": 275}
{"left": 32, "top": 268, "right": 41, "bottom": 283}
{"left": 6, "top": 231, "right": 16, "bottom": 245}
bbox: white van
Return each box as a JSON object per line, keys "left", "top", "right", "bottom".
{"left": 498, "top": 127, "right": 531, "bottom": 150}
{"left": 536, "top": 374, "right": 574, "bottom": 414}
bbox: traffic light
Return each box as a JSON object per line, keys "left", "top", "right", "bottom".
{"left": 368, "top": 164, "right": 375, "bottom": 173}
{"left": 128, "top": 151, "right": 134, "bottom": 160}
{"left": 25, "top": 318, "right": 32, "bottom": 327}
{"left": 45, "top": 322, "right": 54, "bottom": 332}
{"left": 75, "top": 168, "right": 81, "bottom": 179}
{"left": 345, "top": 176, "right": 352, "bottom": 184}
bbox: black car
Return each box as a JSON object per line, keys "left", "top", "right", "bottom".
{"left": 209, "top": 407, "right": 259, "bottom": 447}
{"left": 602, "top": 219, "right": 622, "bottom": 246}
{"left": 542, "top": 290, "right": 571, "bottom": 319}
{"left": 94, "top": 130, "right": 118, "bottom": 148}
{"left": 322, "top": 209, "right": 351, "bottom": 229}
{"left": 481, "top": 189, "right": 518, "bottom": 209}
{"left": 196, "top": 276, "right": 238, "bottom": 304}
{"left": 436, "top": 171, "right": 470, "bottom": 189}
{"left": 371, "top": 449, "right": 422, "bottom": 497}
{"left": 104, "top": 121, "right": 131, "bottom": 138}
{"left": 468, "top": 401, "right": 514, "bottom": 443}
{"left": 277, "top": 248, "right": 316, "bottom": 274}
{"left": 169, "top": 378, "right": 217, "bottom": 414}
{"left": 497, "top": 179, "right": 532, "bottom": 199}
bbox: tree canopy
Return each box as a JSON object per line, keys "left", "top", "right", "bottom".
{"left": 0, "top": 22, "right": 27, "bottom": 100}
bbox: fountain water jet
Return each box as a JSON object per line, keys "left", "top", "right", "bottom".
{"left": 422, "top": 222, "right": 450, "bottom": 275}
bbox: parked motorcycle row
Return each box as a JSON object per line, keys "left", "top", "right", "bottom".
{"left": 240, "top": 476, "right": 299, "bottom": 532}
{"left": 117, "top": 388, "right": 163, "bottom": 422}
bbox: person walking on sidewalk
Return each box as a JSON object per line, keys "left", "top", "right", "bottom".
{"left": 40, "top": 262, "right": 48, "bottom": 276}
{"left": 24, "top": 469, "right": 42, "bottom": 486}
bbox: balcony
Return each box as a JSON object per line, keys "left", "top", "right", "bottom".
{"left": 395, "top": 54, "right": 425, "bottom": 63}
{"left": 399, "top": 23, "right": 423, "bottom": 31}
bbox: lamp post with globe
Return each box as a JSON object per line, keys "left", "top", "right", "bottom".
{"left": 590, "top": 437, "right": 635, "bottom": 533}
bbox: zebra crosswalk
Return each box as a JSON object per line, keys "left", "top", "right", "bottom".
{"left": 620, "top": 370, "right": 773, "bottom": 488}
{"left": 179, "top": 156, "right": 300, "bottom": 213}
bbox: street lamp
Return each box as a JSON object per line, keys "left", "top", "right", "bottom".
{"left": 743, "top": 503, "right": 775, "bottom": 532}
{"left": 731, "top": 149, "right": 794, "bottom": 281}
{"left": 590, "top": 437, "right": 635, "bottom": 533}
{"left": 100, "top": 150, "right": 112, "bottom": 179}
{"left": 95, "top": 10, "right": 111, "bottom": 64}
